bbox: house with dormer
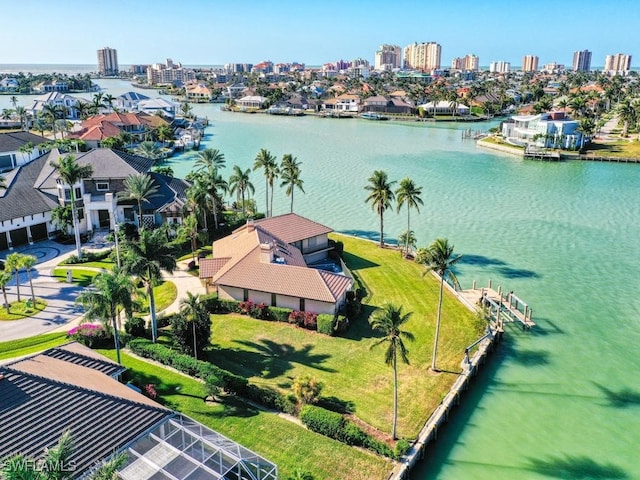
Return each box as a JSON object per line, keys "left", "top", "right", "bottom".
{"left": 199, "top": 214, "right": 353, "bottom": 315}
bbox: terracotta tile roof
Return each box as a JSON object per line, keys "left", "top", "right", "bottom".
{"left": 253, "top": 213, "right": 333, "bottom": 244}
{"left": 204, "top": 217, "right": 351, "bottom": 304}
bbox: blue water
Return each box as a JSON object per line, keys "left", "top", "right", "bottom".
{"left": 4, "top": 78, "right": 640, "bottom": 479}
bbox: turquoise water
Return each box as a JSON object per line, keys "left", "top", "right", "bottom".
{"left": 5, "top": 80, "right": 640, "bottom": 479}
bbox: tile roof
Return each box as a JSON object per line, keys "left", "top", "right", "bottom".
{"left": 0, "top": 154, "right": 59, "bottom": 222}
{"left": 40, "top": 342, "right": 125, "bottom": 377}
{"left": 204, "top": 218, "right": 351, "bottom": 304}
{"left": 0, "top": 346, "right": 172, "bottom": 478}
{"left": 0, "top": 132, "right": 48, "bottom": 153}
{"left": 253, "top": 213, "right": 333, "bottom": 244}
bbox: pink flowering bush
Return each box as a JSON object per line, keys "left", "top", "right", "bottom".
{"left": 288, "top": 310, "right": 318, "bottom": 330}
{"left": 67, "top": 323, "right": 111, "bottom": 348}
{"left": 143, "top": 383, "right": 158, "bottom": 399}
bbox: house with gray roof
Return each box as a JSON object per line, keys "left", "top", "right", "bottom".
{"left": 0, "top": 132, "right": 49, "bottom": 172}
{"left": 0, "top": 147, "right": 190, "bottom": 251}
{"left": 0, "top": 342, "right": 278, "bottom": 479}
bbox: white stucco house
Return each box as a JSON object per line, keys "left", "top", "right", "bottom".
{"left": 501, "top": 111, "right": 583, "bottom": 149}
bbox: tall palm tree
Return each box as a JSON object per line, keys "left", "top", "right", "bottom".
{"left": 185, "top": 175, "right": 212, "bottom": 231}
{"left": 280, "top": 154, "right": 304, "bottom": 213}
{"left": 365, "top": 170, "right": 396, "bottom": 248}
{"left": 194, "top": 148, "right": 227, "bottom": 228}
{"left": 21, "top": 254, "right": 37, "bottom": 304}
{"left": 76, "top": 268, "right": 136, "bottom": 364}
{"left": 617, "top": 99, "right": 637, "bottom": 137}
{"left": 253, "top": 148, "right": 277, "bottom": 217}
{"left": 179, "top": 291, "right": 208, "bottom": 360}
{"left": 228, "top": 165, "right": 255, "bottom": 217}
{"left": 123, "top": 173, "right": 159, "bottom": 230}
{"left": 122, "top": 228, "right": 176, "bottom": 342}
{"left": 91, "top": 92, "right": 106, "bottom": 114}
{"left": 417, "top": 238, "right": 462, "bottom": 371}
{"left": 0, "top": 270, "right": 12, "bottom": 314}
{"left": 155, "top": 124, "right": 173, "bottom": 147}
{"left": 50, "top": 154, "right": 93, "bottom": 256}
{"left": 177, "top": 214, "right": 200, "bottom": 262}
{"left": 195, "top": 148, "right": 226, "bottom": 172}
{"left": 369, "top": 303, "right": 415, "bottom": 439}
{"left": 9, "top": 95, "right": 18, "bottom": 110}
{"left": 42, "top": 103, "right": 63, "bottom": 139}
{"left": 396, "top": 177, "right": 424, "bottom": 257}
{"left": 14, "top": 106, "right": 28, "bottom": 131}
{"left": 5, "top": 253, "right": 23, "bottom": 303}
{"left": 1, "top": 430, "right": 75, "bottom": 480}
{"left": 103, "top": 93, "right": 116, "bottom": 112}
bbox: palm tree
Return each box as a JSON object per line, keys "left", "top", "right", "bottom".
{"left": 185, "top": 175, "right": 212, "bottom": 231}
{"left": 14, "top": 106, "right": 28, "bottom": 131}
{"left": 0, "top": 270, "right": 12, "bottom": 315}
{"left": 155, "top": 124, "right": 173, "bottom": 147}
{"left": 103, "top": 93, "right": 116, "bottom": 112}
{"left": 280, "top": 154, "right": 304, "bottom": 213}
{"left": 9, "top": 95, "right": 18, "bottom": 110}
{"left": 134, "top": 141, "right": 162, "bottom": 161}
{"left": 179, "top": 291, "right": 208, "bottom": 360}
{"left": 195, "top": 148, "right": 226, "bottom": 172}
{"left": 369, "top": 303, "right": 415, "bottom": 439}
{"left": 50, "top": 154, "right": 93, "bottom": 257}
{"left": 123, "top": 173, "right": 159, "bottom": 230}
{"left": 228, "top": 165, "right": 255, "bottom": 217}
{"left": 2, "top": 430, "right": 75, "bottom": 480}
{"left": 122, "top": 228, "right": 176, "bottom": 342}
{"left": 398, "top": 230, "right": 417, "bottom": 257}
{"left": 364, "top": 170, "right": 396, "bottom": 248}
{"left": 417, "top": 238, "right": 462, "bottom": 371}
{"left": 42, "top": 103, "right": 62, "bottom": 139}
{"left": 90, "top": 92, "right": 106, "bottom": 114}
{"left": 253, "top": 148, "right": 277, "bottom": 216}
{"left": 617, "top": 99, "right": 637, "bottom": 137}
{"left": 177, "top": 214, "right": 200, "bottom": 262}
{"left": 21, "top": 254, "right": 38, "bottom": 304}
{"left": 76, "top": 268, "right": 136, "bottom": 364}
{"left": 396, "top": 177, "right": 423, "bottom": 257}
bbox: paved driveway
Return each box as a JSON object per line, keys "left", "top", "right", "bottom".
{"left": 0, "top": 241, "right": 84, "bottom": 342}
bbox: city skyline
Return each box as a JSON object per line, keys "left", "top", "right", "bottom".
{"left": 2, "top": 0, "right": 639, "bottom": 67}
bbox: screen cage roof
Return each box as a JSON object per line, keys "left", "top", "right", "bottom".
{"left": 117, "top": 414, "right": 278, "bottom": 480}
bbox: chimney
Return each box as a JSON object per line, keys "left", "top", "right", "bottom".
{"left": 260, "top": 242, "right": 273, "bottom": 263}
{"left": 247, "top": 219, "right": 255, "bottom": 232}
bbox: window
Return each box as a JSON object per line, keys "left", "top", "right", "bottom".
{"left": 243, "top": 289, "right": 249, "bottom": 302}
{"left": 77, "top": 208, "right": 84, "bottom": 220}
{"left": 271, "top": 293, "right": 276, "bottom": 307}
{"left": 96, "top": 182, "right": 109, "bottom": 191}
{"left": 75, "top": 187, "right": 82, "bottom": 199}
{"left": 299, "top": 298, "right": 305, "bottom": 311}
{"left": 123, "top": 208, "right": 134, "bottom": 221}
{"left": 64, "top": 189, "right": 72, "bottom": 201}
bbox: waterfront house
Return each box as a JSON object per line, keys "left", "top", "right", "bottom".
{"left": 185, "top": 82, "right": 213, "bottom": 103}
{"left": 501, "top": 111, "right": 583, "bottom": 149}
{"left": 362, "top": 95, "right": 415, "bottom": 115}
{"left": 69, "top": 112, "right": 169, "bottom": 148}
{"left": 199, "top": 213, "right": 353, "bottom": 315}
{"left": 0, "top": 77, "right": 19, "bottom": 91}
{"left": 418, "top": 100, "right": 470, "bottom": 116}
{"left": 0, "top": 342, "right": 277, "bottom": 479}
{"left": 33, "top": 80, "right": 69, "bottom": 93}
{"left": 137, "top": 98, "right": 176, "bottom": 118}
{"left": 236, "top": 95, "right": 268, "bottom": 109}
{"left": 29, "top": 91, "right": 81, "bottom": 120}
{"left": 0, "top": 132, "right": 48, "bottom": 171}
{"left": 0, "top": 148, "right": 189, "bottom": 251}
{"left": 329, "top": 93, "right": 360, "bottom": 113}
{"left": 116, "top": 91, "right": 151, "bottom": 111}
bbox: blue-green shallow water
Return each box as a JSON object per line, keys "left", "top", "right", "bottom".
{"left": 5, "top": 80, "right": 640, "bottom": 479}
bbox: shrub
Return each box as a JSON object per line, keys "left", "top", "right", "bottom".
{"left": 341, "top": 422, "right": 367, "bottom": 446}
{"left": 292, "top": 375, "right": 323, "bottom": 406}
{"left": 198, "top": 293, "right": 219, "bottom": 313}
{"left": 67, "top": 323, "right": 111, "bottom": 348}
{"left": 289, "top": 310, "right": 317, "bottom": 330}
{"left": 244, "top": 384, "right": 296, "bottom": 415}
{"left": 205, "top": 374, "right": 222, "bottom": 399}
{"left": 316, "top": 314, "right": 335, "bottom": 336}
{"left": 217, "top": 298, "right": 240, "bottom": 313}
{"left": 143, "top": 384, "right": 157, "bottom": 399}
{"left": 334, "top": 315, "right": 350, "bottom": 334}
{"left": 269, "top": 306, "right": 291, "bottom": 322}
{"left": 125, "top": 316, "right": 147, "bottom": 338}
{"left": 300, "top": 405, "right": 345, "bottom": 439}
{"left": 395, "top": 439, "right": 411, "bottom": 458}
{"left": 170, "top": 310, "right": 211, "bottom": 358}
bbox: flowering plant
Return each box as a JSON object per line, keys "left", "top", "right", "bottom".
{"left": 67, "top": 323, "right": 111, "bottom": 347}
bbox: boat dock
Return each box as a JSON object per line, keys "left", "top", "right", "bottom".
{"left": 524, "top": 146, "right": 561, "bottom": 161}
{"left": 459, "top": 280, "right": 535, "bottom": 330}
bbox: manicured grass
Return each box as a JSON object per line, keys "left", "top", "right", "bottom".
{"left": 177, "top": 245, "right": 213, "bottom": 262}
{"left": 0, "top": 298, "right": 48, "bottom": 321}
{"left": 583, "top": 139, "right": 640, "bottom": 158}
{"left": 209, "top": 234, "right": 486, "bottom": 439}
{"left": 0, "top": 332, "right": 68, "bottom": 360}
{"left": 51, "top": 267, "right": 100, "bottom": 286}
{"left": 97, "top": 350, "right": 391, "bottom": 480}
{"left": 135, "top": 281, "right": 177, "bottom": 314}
{"left": 74, "top": 260, "right": 115, "bottom": 271}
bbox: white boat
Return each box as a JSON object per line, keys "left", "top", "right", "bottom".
{"left": 360, "top": 112, "right": 389, "bottom": 121}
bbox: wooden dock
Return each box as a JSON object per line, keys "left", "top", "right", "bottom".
{"left": 524, "top": 146, "right": 561, "bottom": 161}
{"left": 459, "top": 280, "right": 536, "bottom": 330}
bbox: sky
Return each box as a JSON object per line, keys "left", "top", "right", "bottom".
{"left": 2, "top": 0, "right": 640, "bottom": 67}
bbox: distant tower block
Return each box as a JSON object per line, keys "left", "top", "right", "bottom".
{"left": 97, "top": 47, "right": 119, "bottom": 76}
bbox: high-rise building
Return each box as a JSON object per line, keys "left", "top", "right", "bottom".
{"left": 147, "top": 59, "right": 196, "bottom": 85}
{"left": 97, "top": 47, "right": 118, "bottom": 76}
{"left": 522, "top": 55, "right": 539, "bottom": 72}
{"left": 572, "top": 49, "right": 592, "bottom": 72}
{"left": 489, "top": 61, "right": 511, "bottom": 73}
{"left": 374, "top": 44, "right": 402, "bottom": 71}
{"left": 403, "top": 42, "right": 441, "bottom": 72}
{"left": 451, "top": 54, "right": 478, "bottom": 71}
{"left": 604, "top": 53, "right": 632, "bottom": 75}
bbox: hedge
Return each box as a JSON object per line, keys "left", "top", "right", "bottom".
{"left": 316, "top": 314, "right": 335, "bottom": 336}
{"left": 268, "top": 306, "right": 291, "bottom": 322}
{"left": 299, "top": 405, "right": 396, "bottom": 459}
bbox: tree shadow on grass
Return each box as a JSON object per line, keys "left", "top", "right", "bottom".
{"left": 211, "top": 339, "right": 336, "bottom": 380}
{"left": 317, "top": 395, "right": 356, "bottom": 414}
{"left": 342, "top": 304, "right": 378, "bottom": 341}
{"left": 525, "top": 454, "right": 629, "bottom": 479}
{"left": 593, "top": 382, "right": 640, "bottom": 408}
{"left": 342, "top": 250, "right": 379, "bottom": 270}
{"left": 190, "top": 395, "right": 260, "bottom": 419}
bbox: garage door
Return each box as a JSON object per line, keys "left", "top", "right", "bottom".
{"left": 30, "top": 223, "right": 48, "bottom": 242}
{"left": 0, "top": 232, "right": 7, "bottom": 251}
{"left": 10, "top": 227, "right": 28, "bottom": 248}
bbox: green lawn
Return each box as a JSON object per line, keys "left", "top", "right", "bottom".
{"left": 0, "top": 298, "right": 48, "bottom": 321}
{"left": 97, "top": 350, "right": 391, "bottom": 480}
{"left": 209, "top": 234, "right": 485, "bottom": 439}
{"left": 583, "top": 139, "right": 640, "bottom": 158}
{"left": 51, "top": 267, "right": 100, "bottom": 286}
{"left": 0, "top": 332, "right": 68, "bottom": 360}
{"left": 76, "top": 260, "right": 115, "bottom": 271}
{"left": 135, "top": 281, "right": 178, "bottom": 314}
